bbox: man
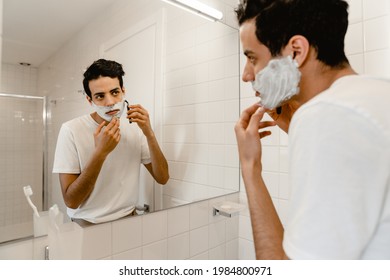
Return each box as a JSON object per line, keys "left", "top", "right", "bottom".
{"left": 53, "top": 59, "right": 169, "bottom": 223}
{"left": 234, "top": 0, "right": 390, "bottom": 259}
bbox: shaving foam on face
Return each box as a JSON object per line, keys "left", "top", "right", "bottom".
{"left": 92, "top": 100, "right": 126, "bottom": 122}
{"left": 252, "top": 55, "right": 301, "bottom": 109}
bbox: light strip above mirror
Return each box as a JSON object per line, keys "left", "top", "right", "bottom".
{"left": 161, "top": 0, "right": 223, "bottom": 22}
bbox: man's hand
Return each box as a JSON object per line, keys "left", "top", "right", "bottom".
{"left": 93, "top": 117, "right": 121, "bottom": 157}
{"left": 235, "top": 103, "right": 276, "bottom": 168}
{"left": 126, "top": 104, "right": 154, "bottom": 137}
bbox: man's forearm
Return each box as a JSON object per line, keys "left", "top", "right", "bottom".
{"left": 61, "top": 151, "right": 107, "bottom": 208}
{"left": 146, "top": 133, "right": 169, "bottom": 184}
{"left": 241, "top": 162, "right": 287, "bottom": 259}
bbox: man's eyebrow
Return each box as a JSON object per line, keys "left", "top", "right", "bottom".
{"left": 110, "top": 87, "right": 120, "bottom": 93}
{"left": 243, "top": 50, "right": 255, "bottom": 57}
{"left": 92, "top": 87, "right": 120, "bottom": 97}
{"left": 93, "top": 91, "right": 104, "bottom": 97}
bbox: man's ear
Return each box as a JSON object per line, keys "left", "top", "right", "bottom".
{"left": 285, "top": 35, "right": 310, "bottom": 67}
{"left": 86, "top": 95, "right": 92, "bottom": 105}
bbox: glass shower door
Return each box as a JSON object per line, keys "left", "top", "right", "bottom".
{"left": 0, "top": 93, "right": 46, "bottom": 243}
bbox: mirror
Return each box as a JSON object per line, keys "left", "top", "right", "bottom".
{"left": 1, "top": 0, "right": 240, "bottom": 243}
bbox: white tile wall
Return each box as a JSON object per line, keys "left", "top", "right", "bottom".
{"left": 190, "top": 225, "right": 209, "bottom": 257}
{"left": 0, "top": 239, "right": 34, "bottom": 260}
{"left": 168, "top": 232, "right": 190, "bottom": 259}
{"left": 167, "top": 206, "right": 190, "bottom": 237}
{"left": 82, "top": 223, "right": 112, "bottom": 259}
{"left": 162, "top": 8, "right": 240, "bottom": 206}
{"left": 112, "top": 216, "right": 142, "bottom": 255}
{"left": 143, "top": 211, "right": 168, "bottom": 245}
{"left": 0, "top": 63, "right": 38, "bottom": 95}
{"left": 362, "top": 0, "right": 389, "bottom": 19}
{"left": 346, "top": 0, "right": 390, "bottom": 77}
{"left": 0, "top": 194, "right": 238, "bottom": 260}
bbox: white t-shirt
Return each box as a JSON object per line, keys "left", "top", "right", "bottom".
{"left": 283, "top": 75, "right": 390, "bottom": 259}
{"left": 53, "top": 114, "right": 151, "bottom": 223}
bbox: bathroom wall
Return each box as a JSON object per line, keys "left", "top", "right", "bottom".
{"left": 345, "top": 0, "right": 390, "bottom": 77}
{"left": 0, "top": 63, "right": 38, "bottom": 95}
{"left": 0, "top": 193, "right": 241, "bottom": 260}
{"left": 162, "top": 5, "right": 240, "bottom": 208}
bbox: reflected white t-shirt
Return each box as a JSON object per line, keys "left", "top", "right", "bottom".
{"left": 52, "top": 114, "right": 151, "bottom": 223}
{"left": 283, "top": 75, "right": 390, "bottom": 259}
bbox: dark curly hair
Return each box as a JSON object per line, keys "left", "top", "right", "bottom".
{"left": 235, "top": 0, "right": 350, "bottom": 68}
{"left": 83, "top": 59, "right": 125, "bottom": 98}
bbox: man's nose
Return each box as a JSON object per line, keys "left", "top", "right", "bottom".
{"left": 242, "top": 64, "right": 255, "bottom": 82}
{"left": 105, "top": 95, "right": 117, "bottom": 106}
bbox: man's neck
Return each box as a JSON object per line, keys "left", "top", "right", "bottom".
{"left": 296, "top": 62, "right": 357, "bottom": 106}
{"left": 90, "top": 112, "right": 106, "bottom": 125}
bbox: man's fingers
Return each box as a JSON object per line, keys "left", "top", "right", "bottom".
{"left": 248, "top": 106, "right": 266, "bottom": 131}
{"left": 259, "top": 120, "right": 277, "bottom": 129}
{"left": 106, "top": 117, "right": 120, "bottom": 130}
{"left": 259, "top": 130, "right": 272, "bottom": 139}
{"left": 94, "top": 120, "right": 106, "bottom": 136}
{"left": 236, "top": 103, "right": 262, "bottom": 130}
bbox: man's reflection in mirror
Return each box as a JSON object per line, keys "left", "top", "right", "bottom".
{"left": 53, "top": 59, "right": 169, "bottom": 223}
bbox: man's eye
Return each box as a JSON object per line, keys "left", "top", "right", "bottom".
{"left": 96, "top": 95, "right": 104, "bottom": 100}
{"left": 248, "top": 57, "right": 256, "bottom": 64}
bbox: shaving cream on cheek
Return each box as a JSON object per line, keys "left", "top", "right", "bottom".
{"left": 92, "top": 100, "right": 126, "bottom": 122}
{"left": 251, "top": 55, "right": 301, "bottom": 109}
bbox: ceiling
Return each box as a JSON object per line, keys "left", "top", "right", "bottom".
{"left": 2, "top": 0, "right": 118, "bottom": 67}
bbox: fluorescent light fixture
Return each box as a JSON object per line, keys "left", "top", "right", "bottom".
{"left": 162, "top": 0, "right": 223, "bottom": 22}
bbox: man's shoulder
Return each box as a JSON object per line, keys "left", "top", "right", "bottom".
{"left": 62, "top": 114, "right": 94, "bottom": 129}
{"left": 301, "top": 75, "right": 390, "bottom": 109}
